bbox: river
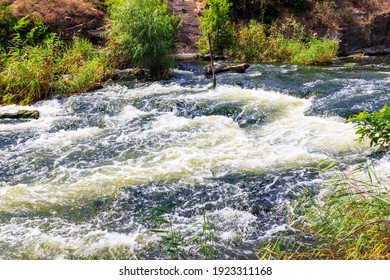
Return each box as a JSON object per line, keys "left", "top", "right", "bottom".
{"left": 0, "top": 58, "right": 389, "bottom": 259}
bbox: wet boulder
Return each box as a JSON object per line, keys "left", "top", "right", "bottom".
{"left": 204, "top": 62, "right": 249, "bottom": 75}
{"left": 0, "top": 109, "right": 40, "bottom": 120}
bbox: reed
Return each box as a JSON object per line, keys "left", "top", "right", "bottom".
{"left": 259, "top": 161, "right": 390, "bottom": 260}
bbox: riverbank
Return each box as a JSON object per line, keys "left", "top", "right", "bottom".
{"left": 2, "top": 0, "right": 390, "bottom": 106}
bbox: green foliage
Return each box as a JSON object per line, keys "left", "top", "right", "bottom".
{"left": 107, "top": 0, "right": 178, "bottom": 79}
{"left": 0, "top": 34, "right": 107, "bottom": 105}
{"left": 228, "top": 20, "right": 266, "bottom": 62}
{"left": 52, "top": 37, "right": 107, "bottom": 95}
{"left": 259, "top": 162, "right": 390, "bottom": 260}
{"left": 0, "top": 3, "right": 15, "bottom": 52}
{"left": 229, "top": 0, "right": 309, "bottom": 22}
{"left": 0, "top": 7, "right": 49, "bottom": 53}
{"left": 348, "top": 105, "right": 390, "bottom": 151}
{"left": 198, "top": 0, "right": 233, "bottom": 54}
{"left": 313, "top": 0, "right": 343, "bottom": 29}
{"left": 144, "top": 206, "right": 214, "bottom": 260}
{"left": 228, "top": 19, "right": 339, "bottom": 64}
{"left": 0, "top": 34, "right": 61, "bottom": 104}
{"left": 289, "top": 36, "right": 339, "bottom": 65}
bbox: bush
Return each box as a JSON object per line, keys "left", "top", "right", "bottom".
{"left": 0, "top": 3, "right": 15, "bottom": 52}
{"left": 0, "top": 35, "right": 107, "bottom": 104}
{"left": 289, "top": 36, "right": 339, "bottom": 65}
{"left": 0, "top": 3, "right": 109, "bottom": 105}
{"left": 228, "top": 20, "right": 267, "bottom": 62}
{"left": 107, "top": 0, "right": 178, "bottom": 79}
{"left": 348, "top": 105, "right": 390, "bottom": 151}
{"left": 228, "top": 19, "right": 339, "bottom": 64}
{"left": 197, "top": 0, "right": 233, "bottom": 55}
{"left": 229, "top": 0, "right": 309, "bottom": 22}
{"left": 313, "top": 0, "right": 343, "bottom": 30}
{"left": 259, "top": 162, "right": 390, "bottom": 260}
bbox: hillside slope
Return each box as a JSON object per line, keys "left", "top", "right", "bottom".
{"left": 3, "top": 0, "right": 390, "bottom": 55}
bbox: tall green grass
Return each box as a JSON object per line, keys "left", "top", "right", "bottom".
{"left": 52, "top": 37, "right": 107, "bottom": 96}
{"left": 229, "top": 19, "right": 339, "bottom": 64}
{"left": 259, "top": 161, "right": 390, "bottom": 260}
{"left": 106, "top": 0, "right": 178, "bottom": 79}
{"left": 0, "top": 4, "right": 108, "bottom": 105}
{"left": 0, "top": 34, "right": 60, "bottom": 104}
{"left": 0, "top": 31, "right": 107, "bottom": 104}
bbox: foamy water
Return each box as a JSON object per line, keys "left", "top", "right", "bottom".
{"left": 0, "top": 62, "right": 389, "bottom": 259}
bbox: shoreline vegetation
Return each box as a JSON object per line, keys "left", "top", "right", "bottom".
{"left": 0, "top": 0, "right": 340, "bottom": 106}
{"left": 260, "top": 107, "right": 389, "bottom": 260}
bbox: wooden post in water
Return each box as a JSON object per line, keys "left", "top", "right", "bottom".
{"left": 208, "top": 33, "right": 216, "bottom": 89}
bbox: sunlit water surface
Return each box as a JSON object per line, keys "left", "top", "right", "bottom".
{"left": 0, "top": 59, "right": 389, "bottom": 259}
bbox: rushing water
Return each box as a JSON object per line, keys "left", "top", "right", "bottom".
{"left": 0, "top": 58, "right": 390, "bottom": 259}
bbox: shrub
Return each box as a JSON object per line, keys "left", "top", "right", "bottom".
{"left": 107, "top": 0, "right": 178, "bottom": 79}
{"left": 313, "top": 0, "right": 343, "bottom": 30}
{"left": 289, "top": 36, "right": 339, "bottom": 65}
{"left": 198, "top": 0, "right": 233, "bottom": 55}
{"left": 229, "top": 0, "right": 309, "bottom": 22}
{"left": 0, "top": 35, "right": 107, "bottom": 104}
{"left": 348, "top": 105, "right": 390, "bottom": 151}
{"left": 0, "top": 3, "right": 109, "bottom": 105}
{"left": 228, "top": 19, "right": 339, "bottom": 64}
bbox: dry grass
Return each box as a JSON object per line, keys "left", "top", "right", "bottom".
{"left": 7, "top": 0, "right": 105, "bottom": 38}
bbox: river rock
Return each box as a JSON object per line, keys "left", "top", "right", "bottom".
{"left": 204, "top": 62, "right": 249, "bottom": 75}
{"left": 0, "top": 109, "right": 40, "bottom": 120}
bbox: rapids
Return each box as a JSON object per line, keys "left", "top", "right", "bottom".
{"left": 0, "top": 59, "right": 389, "bottom": 259}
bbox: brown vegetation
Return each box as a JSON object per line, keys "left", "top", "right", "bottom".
{"left": 6, "top": 0, "right": 106, "bottom": 41}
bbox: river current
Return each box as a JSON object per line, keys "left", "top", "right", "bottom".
{"left": 0, "top": 59, "right": 389, "bottom": 259}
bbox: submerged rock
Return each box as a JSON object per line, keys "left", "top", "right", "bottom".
{"left": 204, "top": 62, "right": 249, "bottom": 75}
{"left": 112, "top": 68, "right": 146, "bottom": 80}
{"left": 0, "top": 109, "right": 40, "bottom": 120}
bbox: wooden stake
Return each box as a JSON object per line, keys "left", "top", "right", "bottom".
{"left": 208, "top": 33, "right": 216, "bottom": 89}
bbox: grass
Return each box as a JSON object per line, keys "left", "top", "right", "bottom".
{"left": 106, "top": 0, "right": 178, "bottom": 79}
{"left": 259, "top": 161, "right": 390, "bottom": 260}
{"left": 1, "top": 0, "right": 180, "bottom": 105}
{"left": 0, "top": 34, "right": 60, "bottom": 104}
{"left": 228, "top": 19, "right": 339, "bottom": 64}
